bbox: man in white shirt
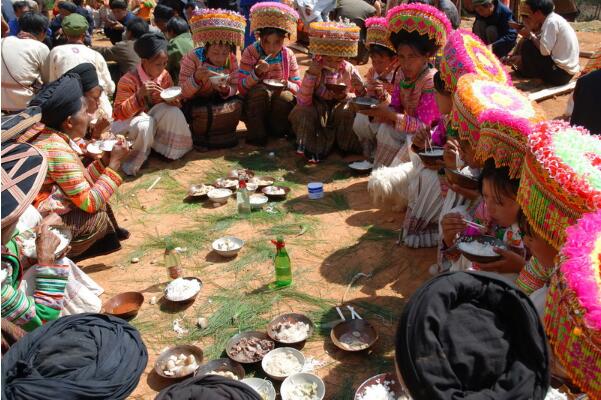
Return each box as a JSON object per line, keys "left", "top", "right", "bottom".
{"left": 513, "top": 0, "right": 579, "bottom": 85}
{"left": 1, "top": 12, "right": 50, "bottom": 113}
{"left": 47, "top": 13, "right": 115, "bottom": 117}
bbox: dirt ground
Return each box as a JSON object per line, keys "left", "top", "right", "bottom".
{"left": 84, "top": 25, "right": 601, "bottom": 400}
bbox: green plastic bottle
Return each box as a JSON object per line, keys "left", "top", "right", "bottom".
{"left": 272, "top": 236, "right": 292, "bottom": 287}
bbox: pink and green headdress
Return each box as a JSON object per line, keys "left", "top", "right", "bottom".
{"left": 190, "top": 8, "right": 246, "bottom": 48}
{"left": 250, "top": 2, "right": 299, "bottom": 41}
{"left": 386, "top": 3, "right": 452, "bottom": 49}
{"left": 365, "top": 17, "right": 395, "bottom": 53}
{"left": 440, "top": 29, "right": 511, "bottom": 93}
{"left": 544, "top": 210, "right": 601, "bottom": 399}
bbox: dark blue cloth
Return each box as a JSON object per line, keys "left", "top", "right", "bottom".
{"left": 104, "top": 11, "right": 134, "bottom": 44}
{"left": 1, "top": 0, "right": 16, "bottom": 23}
{"left": 475, "top": 0, "right": 517, "bottom": 58}
{"left": 571, "top": 70, "right": 601, "bottom": 135}
{"left": 8, "top": 19, "right": 52, "bottom": 37}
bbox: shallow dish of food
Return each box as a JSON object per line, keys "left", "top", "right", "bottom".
{"left": 102, "top": 291, "right": 144, "bottom": 319}
{"left": 351, "top": 97, "right": 379, "bottom": 111}
{"left": 195, "top": 358, "right": 245, "bottom": 380}
{"left": 348, "top": 160, "right": 373, "bottom": 173}
{"left": 209, "top": 74, "right": 228, "bottom": 87}
{"left": 214, "top": 178, "right": 239, "bottom": 190}
{"left": 417, "top": 146, "right": 444, "bottom": 165}
{"left": 164, "top": 277, "right": 203, "bottom": 303}
{"left": 262, "top": 185, "right": 290, "bottom": 200}
{"left": 226, "top": 331, "right": 275, "bottom": 364}
{"left": 212, "top": 236, "right": 244, "bottom": 257}
{"left": 331, "top": 319, "right": 378, "bottom": 352}
{"left": 241, "top": 378, "right": 276, "bottom": 400}
{"left": 355, "top": 373, "right": 410, "bottom": 400}
{"left": 261, "top": 347, "right": 305, "bottom": 381}
{"left": 281, "top": 373, "right": 325, "bottom": 400}
{"left": 445, "top": 168, "right": 480, "bottom": 190}
{"left": 19, "top": 226, "right": 72, "bottom": 259}
{"left": 249, "top": 176, "right": 275, "bottom": 189}
{"left": 267, "top": 313, "right": 314, "bottom": 344}
{"left": 249, "top": 194, "right": 269, "bottom": 210}
{"left": 86, "top": 142, "right": 102, "bottom": 155}
{"left": 263, "top": 79, "right": 286, "bottom": 90}
{"left": 160, "top": 86, "right": 182, "bottom": 101}
{"left": 207, "top": 188, "right": 233, "bottom": 204}
{"left": 456, "top": 235, "right": 506, "bottom": 264}
{"left": 227, "top": 169, "right": 255, "bottom": 179}
{"left": 325, "top": 83, "right": 347, "bottom": 94}
{"left": 155, "top": 345, "right": 203, "bottom": 379}
{"left": 188, "top": 184, "right": 214, "bottom": 198}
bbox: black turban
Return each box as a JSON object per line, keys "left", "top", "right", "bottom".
{"left": 396, "top": 271, "right": 550, "bottom": 400}
{"left": 1, "top": 313, "right": 148, "bottom": 400}
{"left": 134, "top": 32, "right": 168, "bottom": 59}
{"left": 67, "top": 63, "right": 100, "bottom": 93}
{"left": 155, "top": 374, "right": 262, "bottom": 400}
{"left": 28, "top": 74, "right": 83, "bottom": 130}
{"left": 57, "top": 1, "right": 77, "bottom": 13}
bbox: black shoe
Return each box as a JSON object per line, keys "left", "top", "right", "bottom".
{"left": 116, "top": 227, "right": 130, "bottom": 240}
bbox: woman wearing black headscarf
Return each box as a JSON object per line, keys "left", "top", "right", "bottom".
{"left": 156, "top": 374, "right": 261, "bottom": 400}
{"left": 29, "top": 74, "right": 130, "bottom": 260}
{"left": 112, "top": 32, "right": 192, "bottom": 176}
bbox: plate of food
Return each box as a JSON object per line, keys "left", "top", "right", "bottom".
{"left": 226, "top": 331, "right": 275, "bottom": 364}
{"left": 325, "top": 83, "right": 347, "bottom": 94}
{"left": 155, "top": 345, "right": 203, "bottom": 379}
{"left": 19, "top": 226, "right": 72, "bottom": 259}
{"left": 212, "top": 236, "right": 244, "bottom": 257}
{"left": 195, "top": 358, "right": 245, "bottom": 380}
{"left": 331, "top": 319, "right": 378, "bottom": 352}
{"left": 348, "top": 160, "right": 373, "bottom": 172}
{"left": 160, "top": 86, "right": 182, "bottom": 101}
{"left": 267, "top": 313, "right": 314, "bottom": 345}
{"left": 262, "top": 347, "right": 305, "bottom": 381}
{"left": 445, "top": 167, "right": 480, "bottom": 190}
{"left": 354, "top": 373, "right": 410, "bottom": 400}
{"left": 187, "top": 184, "right": 214, "bottom": 198}
{"left": 417, "top": 146, "right": 444, "bottom": 165}
{"left": 262, "top": 185, "right": 290, "bottom": 200}
{"left": 86, "top": 142, "right": 103, "bottom": 155}
{"left": 456, "top": 235, "right": 506, "bottom": 264}
{"left": 249, "top": 176, "right": 275, "bottom": 189}
{"left": 209, "top": 74, "right": 228, "bottom": 87}
{"left": 281, "top": 373, "right": 325, "bottom": 400}
{"left": 263, "top": 79, "right": 286, "bottom": 90}
{"left": 164, "top": 277, "right": 203, "bottom": 303}
{"left": 249, "top": 194, "right": 268, "bottom": 210}
{"left": 214, "top": 177, "right": 239, "bottom": 190}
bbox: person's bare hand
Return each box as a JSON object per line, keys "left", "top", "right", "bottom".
{"left": 374, "top": 0, "right": 382, "bottom": 16}
{"left": 359, "top": 101, "right": 395, "bottom": 122}
{"left": 412, "top": 128, "right": 431, "bottom": 150}
{"left": 35, "top": 224, "right": 60, "bottom": 265}
{"left": 307, "top": 60, "right": 322, "bottom": 77}
{"left": 91, "top": 116, "right": 110, "bottom": 139}
{"left": 480, "top": 247, "right": 526, "bottom": 274}
{"left": 444, "top": 139, "right": 461, "bottom": 169}
{"left": 441, "top": 212, "right": 466, "bottom": 247}
{"left": 108, "top": 140, "right": 130, "bottom": 170}
{"left": 255, "top": 60, "right": 269, "bottom": 77}
{"left": 518, "top": 25, "right": 531, "bottom": 37}
{"left": 41, "top": 213, "right": 63, "bottom": 227}
{"left": 194, "top": 66, "right": 210, "bottom": 84}
{"left": 144, "top": 81, "right": 162, "bottom": 95}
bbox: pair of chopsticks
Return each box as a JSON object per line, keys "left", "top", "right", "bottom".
{"left": 463, "top": 219, "right": 486, "bottom": 230}
{"left": 336, "top": 305, "right": 362, "bottom": 321}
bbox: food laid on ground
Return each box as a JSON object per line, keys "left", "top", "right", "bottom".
{"left": 242, "top": 378, "right": 276, "bottom": 400}
{"left": 207, "top": 370, "right": 239, "bottom": 380}
{"left": 164, "top": 277, "right": 201, "bottom": 302}
{"left": 457, "top": 241, "right": 504, "bottom": 257}
{"left": 250, "top": 177, "right": 275, "bottom": 186}
{"left": 229, "top": 336, "right": 274, "bottom": 363}
{"left": 349, "top": 160, "right": 373, "bottom": 171}
{"left": 250, "top": 194, "right": 268, "bottom": 207}
{"left": 215, "top": 178, "right": 239, "bottom": 188}
{"left": 263, "top": 186, "right": 286, "bottom": 196}
{"left": 215, "top": 238, "right": 240, "bottom": 251}
{"left": 19, "top": 228, "right": 70, "bottom": 258}
{"left": 357, "top": 381, "right": 407, "bottom": 400}
{"left": 161, "top": 353, "right": 199, "bottom": 377}
{"left": 208, "top": 188, "right": 233, "bottom": 203}
{"left": 188, "top": 184, "right": 214, "bottom": 197}
{"left": 339, "top": 331, "right": 370, "bottom": 351}
{"left": 262, "top": 349, "right": 304, "bottom": 378}
{"left": 272, "top": 320, "right": 312, "bottom": 343}
{"left": 282, "top": 381, "right": 320, "bottom": 400}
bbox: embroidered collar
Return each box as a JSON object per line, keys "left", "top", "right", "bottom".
{"left": 399, "top": 64, "right": 430, "bottom": 89}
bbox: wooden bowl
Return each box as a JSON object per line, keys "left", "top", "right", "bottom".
{"left": 102, "top": 292, "right": 144, "bottom": 319}
{"left": 250, "top": 176, "right": 276, "bottom": 189}
{"left": 456, "top": 235, "right": 505, "bottom": 264}
{"left": 350, "top": 97, "right": 379, "bottom": 112}
{"left": 261, "top": 347, "right": 305, "bottom": 381}
{"left": 355, "top": 373, "right": 408, "bottom": 400}
{"left": 325, "top": 83, "right": 347, "bottom": 94}
{"left": 267, "top": 313, "right": 315, "bottom": 345}
{"left": 445, "top": 168, "right": 480, "bottom": 190}
{"left": 195, "top": 358, "right": 245, "bottom": 380}
{"left": 416, "top": 146, "right": 444, "bottom": 165}
{"left": 187, "top": 184, "right": 214, "bottom": 198}
{"left": 227, "top": 169, "right": 255, "bottom": 179}
{"left": 262, "top": 185, "right": 290, "bottom": 200}
{"left": 226, "top": 331, "right": 275, "bottom": 364}
{"left": 164, "top": 277, "right": 203, "bottom": 304}
{"left": 214, "top": 177, "right": 239, "bottom": 191}
{"left": 331, "top": 319, "right": 378, "bottom": 352}
{"left": 154, "top": 345, "right": 204, "bottom": 379}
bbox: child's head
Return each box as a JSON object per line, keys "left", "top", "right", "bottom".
{"left": 433, "top": 71, "right": 452, "bottom": 114}
{"left": 165, "top": 16, "right": 188, "bottom": 40}
{"left": 109, "top": 0, "right": 128, "bottom": 21}
{"left": 12, "top": 1, "right": 30, "bottom": 18}
{"left": 390, "top": 30, "right": 437, "bottom": 80}
{"left": 321, "top": 55, "right": 344, "bottom": 70}
{"left": 257, "top": 27, "right": 286, "bottom": 55}
{"left": 369, "top": 44, "right": 396, "bottom": 75}
{"left": 125, "top": 16, "right": 149, "bottom": 41}
{"left": 205, "top": 42, "right": 234, "bottom": 67}
{"left": 153, "top": 3, "right": 175, "bottom": 33}
{"left": 518, "top": 211, "right": 558, "bottom": 268}
{"left": 479, "top": 159, "right": 520, "bottom": 228}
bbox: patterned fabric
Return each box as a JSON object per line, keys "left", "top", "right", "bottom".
{"left": 61, "top": 205, "right": 114, "bottom": 257}
{"left": 516, "top": 256, "right": 552, "bottom": 295}
{"left": 386, "top": 3, "right": 452, "bottom": 48}
{"left": 365, "top": 17, "right": 395, "bottom": 52}
{"left": 582, "top": 47, "right": 601, "bottom": 76}
{"left": 249, "top": 1, "right": 298, "bottom": 40}
{"left": 179, "top": 47, "right": 239, "bottom": 100}
{"left": 439, "top": 29, "right": 511, "bottom": 93}
{"left": 451, "top": 73, "right": 540, "bottom": 146}
{"left": 296, "top": 60, "right": 364, "bottom": 106}
{"left": 113, "top": 67, "right": 173, "bottom": 121}
{"left": 186, "top": 97, "right": 242, "bottom": 149}
{"left": 364, "top": 59, "right": 400, "bottom": 99}
{"left": 475, "top": 109, "right": 534, "bottom": 179}
{"left": 31, "top": 128, "right": 122, "bottom": 214}
{"left": 517, "top": 121, "right": 601, "bottom": 251}
{"left": 309, "top": 20, "right": 360, "bottom": 58}
{"left": 242, "top": 85, "right": 296, "bottom": 143}
{"left": 238, "top": 42, "right": 300, "bottom": 96}
{"left": 189, "top": 8, "right": 246, "bottom": 48}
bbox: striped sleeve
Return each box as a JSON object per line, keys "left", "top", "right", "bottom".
{"left": 238, "top": 44, "right": 260, "bottom": 96}
{"left": 113, "top": 72, "right": 144, "bottom": 121}
{"left": 286, "top": 48, "right": 301, "bottom": 94}
{"left": 225, "top": 54, "right": 239, "bottom": 98}
{"left": 179, "top": 52, "right": 204, "bottom": 99}
{"left": 297, "top": 71, "right": 319, "bottom": 106}
{"left": 365, "top": 67, "right": 377, "bottom": 98}
{"left": 516, "top": 257, "right": 552, "bottom": 295}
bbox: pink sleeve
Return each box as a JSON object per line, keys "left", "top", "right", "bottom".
{"left": 297, "top": 72, "right": 318, "bottom": 106}
{"left": 390, "top": 85, "right": 401, "bottom": 112}
{"left": 395, "top": 91, "right": 440, "bottom": 134}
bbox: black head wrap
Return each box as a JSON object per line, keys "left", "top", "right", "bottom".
{"left": 134, "top": 32, "right": 168, "bottom": 59}
{"left": 28, "top": 74, "right": 83, "bottom": 131}
{"left": 66, "top": 63, "right": 99, "bottom": 93}
{"left": 396, "top": 271, "right": 550, "bottom": 400}
{"left": 155, "top": 374, "right": 262, "bottom": 400}
{"left": 1, "top": 313, "right": 148, "bottom": 400}
{"left": 57, "top": 1, "right": 77, "bottom": 13}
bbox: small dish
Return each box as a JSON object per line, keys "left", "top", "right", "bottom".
{"left": 207, "top": 188, "right": 233, "bottom": 204}
{"left": 263, "top": 79, "right": 286, "bottom": 90}
{"left": 456, "top": 235, "right": 506, "bottom": 264}
{"left": 212, "top": 236, "right": 244, "bottom": 257}
{"left": 325, "top": 83, "right": 347, "bottom": 94}
{"left": 262, "top": 185, "right": 290, "bottom": 200}
{"left": 351, "top": 97, "right": 379, "bottom": 111}
{"left": 348, "top": 160, "right": 373, "bottom": 172}
{"left": 164, "top": 277, "right": 203, "bottom": 303}
{"left": 102, "top": 291, "right": 144, "bottom": 319}
{"left": 214, "top": 177, "right": 239, "bottom": 190}
{"left": 188, "top": 184, "right": 214, "bottom": 198}
{"left": 241, "top": 378, "right": 276, "bottom": 400}
{"left": 250, "top": 176, "right": 275, "bottom": 189}
{"left": 331, "top": 319, "right": 378, "bottom": 352}
{"left": 226, "top": 331, "right": 275, "bottom": 364}
{"left": 99, "top": 139, "right": 118, "bottom": 152}
{"left": 261, "top": 347, "right": 305, "bottom": 381}
{"left": 195, "top": 358, "right": 245, "bottom": 380}
{"left": 154, "top": 345, "right": 204, "bottom": 379}
{"left": 160, "top": 86, "right": 182, "bottom": 101}
{"left": 354, "top": 373, "right": 409, "bottom": 400}
{"left": 86, "top": 142, "right": 102, "bottom": 155}
{"left": 267, "top": 313, "right": 314, "bottom": 345}
{"left": 227, "top": 169, "right": 255, "bottom": 179}
{"left": 249, "top": 194, "right": 269, "bottom": 210}
{"left": 445, "top": 168, "right": 480, "bottom": 190}
{"left": 281, "top": 373, "right": 326, "bottom": 400}
{"left": 209, "top": 74, "right": 228, "bottom": 87}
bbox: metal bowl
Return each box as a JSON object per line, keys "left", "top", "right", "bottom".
{"left": 160, "top": 86, "right": 182, "bottom": 101}
{"left": 241, "top": 378, "right": 276, "bottom": 400}
{"left": 456, "top": 235, "right": 505, "bottom": 264}
{"left": 164, "top": 277, "right": 203, "bottom": 304}
{"left": 226, "top": 331, "right": 275, "bottom": 364}
{"left": 281, "top": 373, "right": 326, "bottom": 400}
{"left": 187, "top": 184, "right": 214, "bottom": 198}
{"left": 261, "top": 347, "right": 305, "bottom": 381}
{"left": 331, "top": 319, "right": 378, "bottom": 352}
{"left": 355, "top": 373, "right": 409, "bottom": 400}
{"left": 212, "top": 236, "right": 244, "bottom": 258}
{"left": 154, "top": 344, "right": 204, "bottom": 379}
{"left": 263, "top": 79, "right": 286, "bottom": 91}
{"left": 267, "top": 313, "right": 315, "bottom": 344}
{"left": 250, "top": 176, "right": 275, "bottom": 189}
{"left": 325, "top": 83, "right": 347, "bottom": 94}
{"left": 227, "top": 169, "right": 255, "bottom": 179}
{"left": 350, "top": 97, "right": 379, "bottom": 111}
{"left": 262, "top": 185, "right": 290, "bottom": 200}
{"left": 102, "top": 291, "right": 144, "bottom": 319}
{"left": 249, "top": 194, "right": 269, "bottom": 210}
{"left": 445, "top": 168, "right": 480, "bottom": 190}
{"left": 207, "top": 188, "right": 233, "bottom": 204}
{"left": 417, "top": 146, "right": 445, "bottom": 165}
{"left": 195, "top": 358, "right": 245, "bottom": 380}
{"left": 214, "top": 177, "right": 239, "bottom": 190}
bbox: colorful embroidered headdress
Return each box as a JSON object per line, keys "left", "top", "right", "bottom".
{"left": 517, "top": 120, "right": 601, "bottom": 250}
{"left": 544, "top": 210, "right": 601, "bottom": 399}
{"left": 365, "top": 17, "right": 395, "bottom": 53}
{"left": 475, "top": 109, "right": 534, "bottom": 179}
{"left": 386, "top": 3, "right": 452, "bottom": 49}
{"left": 250, "top": 2, "right": 299, "bottom": 41}
{"left": 452, "top": 73, "right": 539, "bottom": 146}
{"left": 190, "top": 8, "right": 246, "bottom": 48}
{"left": 309, "top": 20, "right": 360, "bottom": 58}
{"left": 439, "top": 29, "right": 511, "bottom": 93}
